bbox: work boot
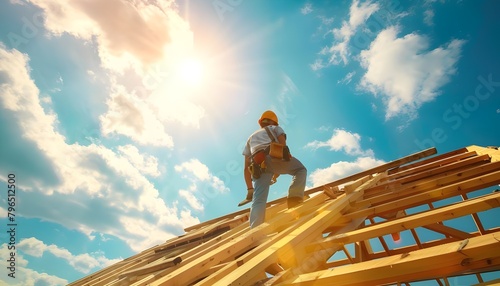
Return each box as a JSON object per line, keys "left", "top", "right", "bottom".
{"left": 287, "top": 196, "right": 303, "bottom": 209}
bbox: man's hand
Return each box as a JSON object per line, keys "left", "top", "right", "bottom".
{"left": 271, "top": 174, "right": 279, "bottom": 185}
{"left": 238, "top": 188, "right": 254, "bottom": 207}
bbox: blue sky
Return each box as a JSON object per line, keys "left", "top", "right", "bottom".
{"left": 0, "top": 0, "right": 499, "bottom": 284}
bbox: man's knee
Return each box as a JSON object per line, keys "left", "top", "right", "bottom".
{"left": 297, "top": 166, "right": 307, "bottom": 178}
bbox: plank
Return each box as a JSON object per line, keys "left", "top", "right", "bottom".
{"left": 388, "top": 147, "right": 468, "bottom": 175}
{"left": 186, "top": 148, "right": 436, "bottom": 233}
{"left": 148, "top": 190, "right": 335, "bottom": 286}
{"left": 68, "top": 246, "right": 159, "bottom": 286}
{"left": 467, "top": 145, "right": 500, "bottom": 162}
{"left": 265, "top": 217, "right": 368, "bottom": 285}
{"left": 196, "top": 201, "right": 348, "bottom": 286}
{"left": 360, "top": 160, "right": 500, "bottom": 208}
{"left": 283, "top": 232, "right": 500, "bottom": 286}
{"left": 423, "top": 222, "right": 475, "bottom": 239}
{"left": 203, "top": 174, "right": 384, "bottom": 286}
{"left": 317, "top": 191, "right": 500, "bottom": 248}
{"left": 386, "top": 151, "right": 478, "bottom": 181}
{"left": 346, "top": 169, "right": 500, "bottom": 220}
{"left": 366, "top": 154, "right": 491, "bottom": 196}
{"left": 118, "top": 257, "right": 181, "bottom": 280}
{"left": 306, "top": 148, "right": 437, "bottom": 196}
{"left": 68, "top": 145, "right": 500, "bottom": 286}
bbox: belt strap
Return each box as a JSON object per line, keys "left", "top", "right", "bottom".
{"left": 264, "top": 126, "right": 278, "bottom": 142}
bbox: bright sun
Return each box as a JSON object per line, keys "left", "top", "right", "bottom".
{"left": 178, "top": 58, "right": 204, "bottom": 86}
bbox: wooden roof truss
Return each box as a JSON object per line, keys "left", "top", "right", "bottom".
{"left": 69, "top": 145, "right": 500, "bottom": 286}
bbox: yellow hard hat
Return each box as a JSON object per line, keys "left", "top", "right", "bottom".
{"left": 259, "top": 110, "right": 278, "bottom": 125}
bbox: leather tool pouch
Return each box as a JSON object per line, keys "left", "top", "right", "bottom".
{"left": 283, "top": 145, "right": 291, "bottom": 161}
{"left": 248, "top": 162, "right": 261, "bottom": 179}
{"left": 265, "top": 127, "right": 290, "bottom": 161}
{"left": 249, "top": 150, "right": 266, "bottom": 179}
{"left": 269, "top": 142, "right": 285, "bottom": 159}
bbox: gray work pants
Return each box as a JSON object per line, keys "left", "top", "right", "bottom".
{"left": 249, "top": 155, "right": 307, "bottom": 228}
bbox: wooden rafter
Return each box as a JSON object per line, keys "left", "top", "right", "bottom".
{"left": 68, "top": 145, "right": 500, "bottom": 286}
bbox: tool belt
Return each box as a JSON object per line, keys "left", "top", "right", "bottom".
{"left": 269, "top": 143, "right": 291, "bottom": 161}
{"left": 264, "top": 127, "right": 290, "bottom": 161}
{"left": 248, "top": 127, "right": 291, "bottom": 180}
{"left": 249, "top": 150, "right": 266, "bottom": 179}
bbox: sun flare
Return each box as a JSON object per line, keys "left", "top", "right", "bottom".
{"left": 178, "top": 58, "right": 204, "bottom": 86}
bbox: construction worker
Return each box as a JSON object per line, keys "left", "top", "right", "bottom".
{"left": 242, "top": 110, "right": 307, "bottom": 228}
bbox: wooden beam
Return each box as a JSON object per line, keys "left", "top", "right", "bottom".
{"left": 283, "top": 233, "right": 500, "bottom": 286}
{"left": 346, "top": 169, "right": 500, "bottom": 220}
{"left": 306, "top": 148, "right": 437, "bottom": 196}
{"left": 317, "top": 191, "right": 500, "bottom": 248}
{"left": 147, "top": 180, "right": 344, "bottom": 286}
{"left": 467, "top": 145, "right": 500, "bottom": 162}
{"left": 343, "top": 175, "right": 373, "bottom": 194}
{"left": 185, "top": 148, "right": 436, "bottom": 233}
{"left": 265, "top": 217, "right": 368, "bottom": 285}
{"left": 197, "top": 175, "right": 384, "bottom": 286}
{"left": 68, "top": 145, "right": 500, "bottom": 286}
{"left": 68, "top": 246, "right": 160, "bottom": 286}
{"left": 118, "top": 257, "right": 181, "bottom": 280}
{"left": 423, "top": 223, "right": 475, "bottom": 240}
{"left": 357, "top": 161, "right": 500, "bottom": 210}
{"left": 366, "top": 154, "right": 491, "bottom": 196}
{"left": 200, "top": 201, "right": 347, "bottom": 285}
{"left": 127, "top": 216, "right": 255, "bottom": 285}
{"left": 386, "top": 151, "right": 479, "bottom": 181}
{"left": 388, "top": 147, "right": 468, "bottom": 175}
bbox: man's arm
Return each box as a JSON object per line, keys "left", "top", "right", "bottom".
{"left": 237, "top": 155, "right": 254, "bottom": 206}
{"left": 244, "top": 156, "right": 253, "bottom": 190}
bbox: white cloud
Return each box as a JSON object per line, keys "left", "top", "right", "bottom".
{"left": 319, "top": 15, "right": 334, "bottom": 26}
{"left": 174, "top": 159, "right": 229, "bottom": 212}
{"left": 279, "top": 73, "right": 299, "bottom": 101}
{"left": 176, "top": 159, "right": 211, "bottom": 181}
{"left": 17, "top": 237, "right": 121, "bottom": 274}
{"left": 311, "top": 58, "right": 326, "bottom": 71}
{"left": 118, "top": 144, "right": 161, "bottom": 177}
{"left": 271, "top": 73, "right": 300, "bottom": 126}
{"left": 316, "top": 125, "right": 331, "bottom": 132}
{"left": 423, "top": 0, "right": 446, "bottom": 26}
{"left": 20, "top": 0, "right": 207, "bottom": 146}
{"left": 325, "top": 0, "right": 379, "bottom": 65}
{"left": 301, "top": 3, "right": 313, "bottom": 15}
{"left": 309, "top": 156, "right": 385, "bottom": 187}
{"left": 338, "top": 71, "right": 356, "bottom": 84}
{"left": 305, "top": 128, "right": 385, "bottom": 188}
{"left": 0, "top": 45, "right": 200, "bottom": 253}
{"left": 359, "top": 26, "right": 465, "bottom": 120}
{"left": 26, "top": 0, "right": 175, "bottom": 71}
{"left": 179, "top": 188, "right": 204, "bottom": 211}
{"left": 423, "top": 9, "right": 435, "bottom": 26}
{"left": 175, "top": 159, "right": 229, "bottom": 194}
{"left": 306, "top": 128, "right": 374, "bottom": 157}
{"left": 0, "top": 243, "right": 68, "bottom": 286}
{"left": 100, "top": 84, "right": 175, "bottom": 148}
